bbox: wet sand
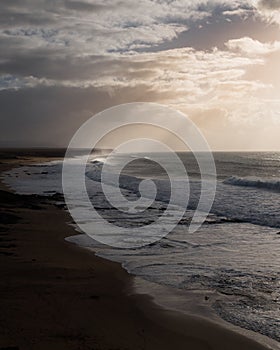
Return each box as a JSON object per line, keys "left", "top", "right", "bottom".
{"left": 0, "top": 150, "right": 277, "bottom": 350}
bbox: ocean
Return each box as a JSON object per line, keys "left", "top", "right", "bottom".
{"left": 2, "top": 151, "right": 280, "bottom": 342}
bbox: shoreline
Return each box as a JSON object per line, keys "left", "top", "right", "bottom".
{"left": 0, "top": 153, "right": 279, "bottom": 350}
{"left": 67, "top": 234, "right": 280, "bottom": 350}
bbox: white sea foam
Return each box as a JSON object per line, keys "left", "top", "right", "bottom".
{"left": 223, "top": 176, "right": 280, "bottom": 192}
{"left": 2, "top": 152, "right": 280, "bottom": 342}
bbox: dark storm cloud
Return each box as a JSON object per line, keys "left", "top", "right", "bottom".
{"left": 0, "top": 86, "right": 111, "bottom": 147}
{"left": 0, "top": 51, "right": 104, "bottom": 80}
{"left": 0, "top": 12, "right": 55, "bottom": 27}
{"left": 0, "top": 0, "right": 106, "bottom": 13}
{"left": 0, "top": 0, "right": 110, "bottom": 32}
{"left": 0, "top": 0, "right": 277, "bottom": 81}
{"left": 62, "top": 0, "right": 107, "bottom": 12}
{"left": 259, "top": 0, "right": 280, "bottom": 9}
{"left": 0, "top": 84, "right": 169, "bottom": 147}
{"left": 0, "top": 0, "right": 56, "bottom": 27}
{"left": 0, "top": 0, "right": 279, "bottom": 147}
{"left": 0, "top": 48, "right": 159, "bottom": 82}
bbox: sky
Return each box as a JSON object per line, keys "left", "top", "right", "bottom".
{"left": 0, "top": 0, "right": 280, "bottom": 150}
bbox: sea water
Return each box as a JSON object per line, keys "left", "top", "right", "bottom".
{"left": 2, "top": 152, "right": 280, "bottom": 342}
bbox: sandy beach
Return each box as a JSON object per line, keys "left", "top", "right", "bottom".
{"left": 0, "top": 150, "right": 278, "bottom": 350}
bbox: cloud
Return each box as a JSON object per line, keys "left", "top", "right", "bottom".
{"left": 0, "top": 0, "right": 276, "bottom": 57}
{"left": 225, "top": 37, "right": 280, "bottom": 55}
{"left": 0, "top": 0, "right": 280, "bottom": 149}
{"left": 254, "top": 0, "right": 280, "bottom": 24}
{"left": 0, "top": 46, "right": 265, "bottom": 94}
{"left": 0, "top": 0, "right": 194, "bottom": 55}
{"left": 1, "top": 43, "right": 274, "bottom": 148}
{"left": 258, "top": 0, "right": 280, "bottom": 9}
{"left": 0, "top": 83, "right": 168, "bottom": 147}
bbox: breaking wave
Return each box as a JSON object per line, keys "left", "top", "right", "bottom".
{"left": 223, "top": 176, "right": 280, "bottom": 192}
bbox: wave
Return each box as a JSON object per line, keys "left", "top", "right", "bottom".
{"left": 90, "top": 157, "right": 106, "bottom": 165}
{"left": 223, "top": 176, "right": 280, "bottom": 192}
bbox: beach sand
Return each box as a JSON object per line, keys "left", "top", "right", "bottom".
{"left": 0, "top": 150, "right": 277, "bottom": 350}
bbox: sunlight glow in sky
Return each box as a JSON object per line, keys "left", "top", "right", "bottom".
{"left": 0, "top": 0, "right": 280, "bottom": 150}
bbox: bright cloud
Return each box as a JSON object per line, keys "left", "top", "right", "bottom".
{"left": 226, "top": 37, "right": 280, "bottom": 55}
{"left": 0, "top": 0, "right": 280, "bottom": 149}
